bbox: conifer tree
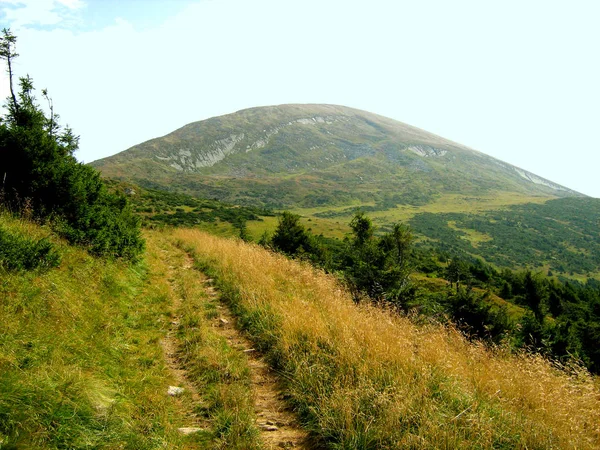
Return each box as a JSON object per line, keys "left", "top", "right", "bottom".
{"left": 271, "top": 211, "right": 311, "bottom": 255}
{"left": 0, "top": 29, "right": 143, "bottom": 259}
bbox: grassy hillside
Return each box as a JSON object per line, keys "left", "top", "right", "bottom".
{"left": 176, "top": 228, "right": 600, "bottom": 449}
{"left": 1, "top": 212, "right": 178, "bottom": 448}
{"left": 105, "top": 179, "right": 274, "bottom": 238}
{"left": 105, "top": 180, "right": 600, "bottom": 280}
{"left": 409, "top": 197, "right": 600, "bottom": 278}
{"left": 0, "top": 213, "right": 261, "bottom": 449}
{"left": 4, "top": 211, "right": 599, "bottom": 448}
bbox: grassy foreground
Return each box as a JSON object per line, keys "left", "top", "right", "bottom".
{"left": 176, "top": 228, "right": 600, "bottom": 449}
{"left": 0, "top": 214, "right": 259, "bottom": 449}
{"left": 0, "top": 213, "right": 183, "bottom": 448}
{"left": 2, "top": 212, "right": 599, "bottom": 449}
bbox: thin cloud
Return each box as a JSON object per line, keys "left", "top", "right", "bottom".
{"left": 0, "top": 0, "right": 85, "bottom": 28}
{"left": 56, "top": 0, "right": 84, "bottom": 8}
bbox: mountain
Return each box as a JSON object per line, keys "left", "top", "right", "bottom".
{"left": 92, "top": 104, "right": 582, "bottom": 209}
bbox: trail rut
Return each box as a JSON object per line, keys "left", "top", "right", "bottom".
{"left": 203, "top": 278, "right": 310, "bottom": 449}
{"left": 159, "top": 253, "right": 208, "bottom": 434}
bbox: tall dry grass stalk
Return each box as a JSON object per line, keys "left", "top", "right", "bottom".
{"left": 175, "top": 228, "right": 600, "bottom": 449}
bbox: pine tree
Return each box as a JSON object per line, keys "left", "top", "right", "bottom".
{"left": 271, "top": 211, "right": 311, "bottom": 255}
{"left": 0, "top": 29, "right": 144, "bottom": 259}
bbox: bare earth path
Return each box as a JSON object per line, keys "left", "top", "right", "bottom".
{"left": 160, "top": 243, "right": 310, "bottom": 448}
{"left": 204, "top": 277, "right": 310, "bottom": 449}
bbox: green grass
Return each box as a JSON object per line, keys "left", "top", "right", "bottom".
{"left": 104, "top": 179, "right": 274, "bottom": 234}
{"left": 0, "top": 217, "right": 61, "bottom": 271}
{"left": 0, "top": 213, "right": 184, "bottom": 448}
{"left": 409, "top": 197, "right": 600, "bottom": 278}
{"left": 0, "top": 213, "right": 261, "bottom": 448}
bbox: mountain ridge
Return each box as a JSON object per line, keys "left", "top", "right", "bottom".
{"left": 92, "top": 104, "right": 583, "bottom": 208}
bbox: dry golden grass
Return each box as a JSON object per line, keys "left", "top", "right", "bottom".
{"left": 175, "top": 228, "right": 600, "bottom": 449}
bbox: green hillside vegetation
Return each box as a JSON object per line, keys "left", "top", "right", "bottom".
{"left": 409, "top": 197, "right": 600, "bottom": 277}
{"left": 1, "top": 212, "right": 170, "bottom": 448}
{"left": 105, "top": 180, "right": 274, "bottom": 238}
{"left": 0, "top": 223, "right": 60, "bottom": 271}
{"left": 105, "top": 178, "right": 600, "bottom": 281}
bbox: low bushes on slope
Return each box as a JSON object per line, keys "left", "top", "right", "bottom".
{"left": 176, "top": 228, "right": 600, "bottom": 449}
{"left": 0, "top": 221, "right": 60, "bottom": 271}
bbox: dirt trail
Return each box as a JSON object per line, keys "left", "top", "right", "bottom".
{"left": 203, "top": 278, "right": 310, "bottom": 449}
{"left": 160, "top": 253, "right": 208, "bottom": 433}
{"left": 160, "top": 245, "right": 310, "bottom": 448}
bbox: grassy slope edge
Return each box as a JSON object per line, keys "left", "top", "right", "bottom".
{"left": 0, "top": 212, "right": 178, "bottom": 448}
{"left": 176, "top": 228, "right": 600, "bottom": 449}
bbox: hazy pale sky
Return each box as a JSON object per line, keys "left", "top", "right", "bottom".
{"left": 1, "top": 0, "right": 598, "bottom": 197}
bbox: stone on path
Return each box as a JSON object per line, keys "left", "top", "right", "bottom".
{"left": 178, "top": 427, "right": 204, "bottom": 435}
{"left": 168, "top": 386, "right": 185, "bottom": 397}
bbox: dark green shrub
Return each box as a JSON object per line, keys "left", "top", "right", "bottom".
{"left": 445, "top": 286, "right": 511, "bottom": 343}
{"left": 342, "top": 212, "right": 414, "bottom": 306}
{"left": 54, "top": 189, "right": 144, "bottom": 259}
{"left": 271, "top": 211, "right": 313, "bottom": 256}
{"left": 0, "top": 226, "right": 60, "bottom": 271}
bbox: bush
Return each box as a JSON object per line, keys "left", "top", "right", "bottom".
{"left": 55, "top": 188, "right": 144, "bottom": 259}
{"left": 271, "top": 212, "right": 312, "bottom": 256}
{"left": 0, "top": 226, "right": 60, "bottom": 271}
{"left": 342, "top": 212, "right": 414, "bottom": 306}
{"left": 444, "top": 286, "right": 511, "bottom": 343}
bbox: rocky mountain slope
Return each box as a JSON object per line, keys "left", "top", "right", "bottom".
{"left": 92, "top": 104, "right": 582, "bottom": 209}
